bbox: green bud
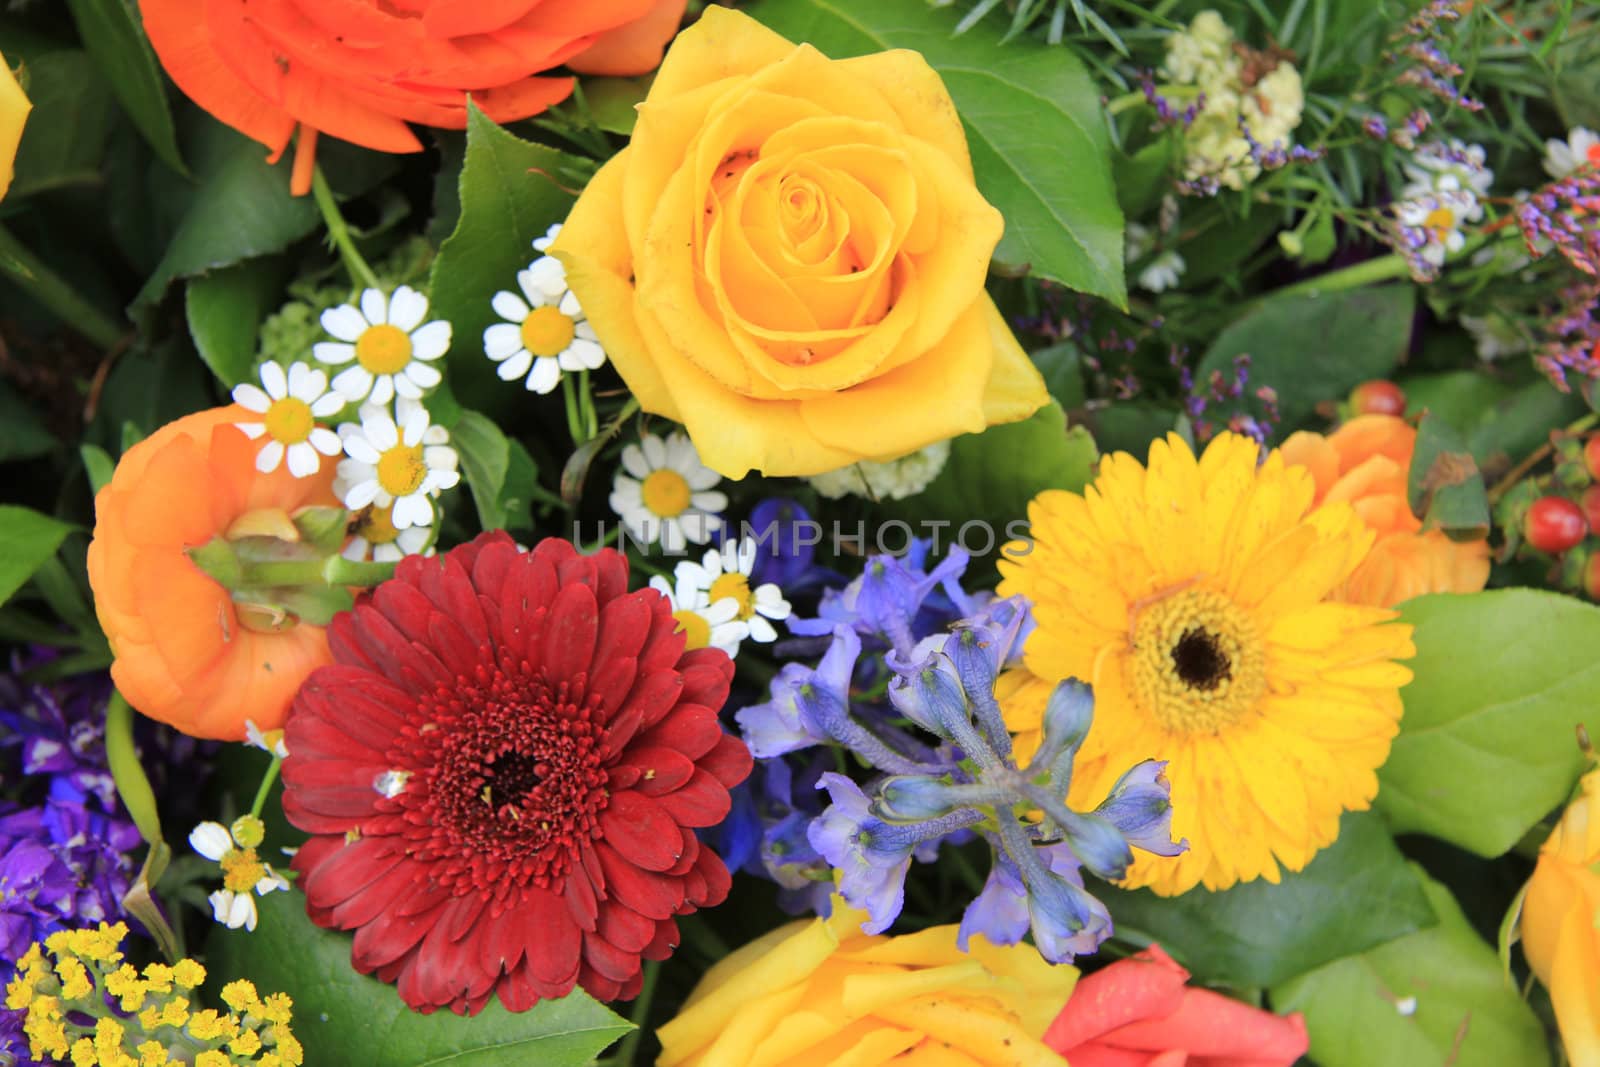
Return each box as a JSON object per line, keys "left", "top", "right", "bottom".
{"left": 231, "top": 815, "right": 267, "bottom": 850}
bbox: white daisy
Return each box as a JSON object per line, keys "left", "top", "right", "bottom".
{"left": 1395, "top": 188, "right": 1481, "bottom": 267}
{"left": 1136, "top": 250, "right": 1187, "bottom": 294}
{"left": 314, "top": 286, "right": 452, "bottom": 405}
{"left": 243, "top": 719, "right": 288, "bottom": 759}
{"left": 337, "top": 405, "right": 460, "bottom": 530}
{"left": 671, "top": 538, "right": 792, "bottom": 644}
{"left": 189, "top": 820, "right": 291, "bottom": 933}
{"left": 340, "top": 501, "right": 436, "bottom": 563}
{"left": 232, "top": 361, "right": 344, "bottom": 478}
{"left": 648, "top": 572, "right": 748, "bottom": 657}
{"left": 609, "top": 431, "right": 727, "bottom": 552}
{"left": 1544, "top": 127, "right": 1600, "bottom": 179}
{"left": 483, "top": 255, "right": 606, "bottom": 394}
{"left": 532, "top": 222, "right": 563, "bottom": 252}
{"left": 1400, "top": 139, "right": 1493, "bottom": 200}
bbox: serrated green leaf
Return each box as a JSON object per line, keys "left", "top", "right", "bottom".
{"left": 65, "top": 0, "right": 187, "bottom": 176}
{"left": 1197, "top": 285, "right": 1415, "bottom": 432}
{"left": 185, "top": 258, "right": 289, "bottom": 388}
{"left": 746, "top": 0, "right": 1125, "bottom": 306}
{"left": 1376, "top": 589, "right": 1600, "bottom": 857}
{"left": 6, "top": 50, "right": 116, "bottom": 198}
{"left": 1093, "top": 812, "right": 1437, "bottom": 989}
{"left": 0, "top": 505, "right": 72, "bottom": 606}
{"left": 427, "top": 104, "right": 578, "bottom": 419}
{"left": 1407, "top": 412, "right": 1489, "bottom": 539}
{"left": 1272, "top": 868, "right": 1549, "bottom": 1067}
{"left": 452, "top": 409, "right": 512, "bottom": 530}
{"left": 209, "top": 891, "right": 633, "bottom": 1066}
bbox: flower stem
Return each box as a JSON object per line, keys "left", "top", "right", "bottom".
{"left": 612, "top": 959, "right": 660, "bottom": 1067}
{"left": 1487, "top": 411, "right": 1600, "bottom": 504}
{"left": 562, "top": 372, "right": 585, "bottom": 446}
{"left": 251, "top": 756, "right": 284, "bottom": 819}
{"left": 0, "top": 225, "right": 125, "bottom": 349}
{"left": 310, "top": 166, "right": 381, "bottom": 291}
{"left": 240, "top": 555, "right": 397, "bottom": 588}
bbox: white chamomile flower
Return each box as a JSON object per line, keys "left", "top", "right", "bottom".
{"left": 341, "top": 501, "right": 436, "bottom": 563}
{"left": 1544, "top": 127, "right": 1600, "bottom": 179}
{"left": 231, "top": 361, "right": 344, "bottom": 478}
{"left": 1395, "top": 188, "right": 1480, "bottom": 267}
{"left": 1401, "top": 139, "right": 1493, "bottom": 200}
{"left": 610, "top": 431, "right": 727, "bottom": 552}
{"left": 243, "top": 719, "right": 288, "bottom": 759}
{"left": 673, "top": 538, "right": 792, "bottom": 644}
{"left": 648, "top": 572, "right": 748, "bottom": 657}
{"left": 337, "top": 404, "right": 460, "bottom": 530}
{"left": 532, "top": 222, "right": 562, "bottom": 252}
{"left": 1137, "top": 250, "right": 1187, "bottom": 294}
{"left": 190, "top": 819, "right": 291, "bottom": 933}
{"left": 483, "top": 255, "right": 606, "bottom": 394}
{"left": 314, "top": 285, "right": 451, "bottom": 405}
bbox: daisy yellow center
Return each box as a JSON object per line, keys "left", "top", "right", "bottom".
{"left": 353, "top": 503, "right": 401, "bottom": 546}
{"left": 521, "top": 306, "right": 576, "bottom": 358}
{"left": 263, "top": 397, "right": 313, "bottom": 444}
{"left": 642, "top": 469, "right": 692, "bottom": 518}
{"left": 356, "top": 324, "right": 413, "bottom": 374}
{"left": 219, "top": 848, "right": 267, "bottom": 894}
{"left": 1422, "top": 205, "right": 1456, "bottom": 240}
{"left": 1129, "top": 587, "right": 1266, "bottom": 735}
{"left": 708, "top": 572, "right": 754, "bottom": 619}
{"left": 672, "top": 609, "right": 711, "bottom": 651}
{"left": 376, "top": 444, "right": 427, "bottom": 498}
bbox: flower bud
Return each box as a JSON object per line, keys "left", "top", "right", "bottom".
{"left": 877, "top": 775, "right": 961, "bottom": 821}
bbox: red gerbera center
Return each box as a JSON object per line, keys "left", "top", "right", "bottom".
{"left": 281, "top": 533, "right": 752, "bottom": 1016}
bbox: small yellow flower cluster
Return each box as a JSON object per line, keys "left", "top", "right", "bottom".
{"left": 3, "top": 921, "right": 303, "bottom": 1066}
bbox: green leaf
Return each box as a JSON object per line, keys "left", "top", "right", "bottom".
{"left": 209, "top": 891, "right": 633, "bottom": 1066}
{"left": 1029, "top": 341, "right": 1086, "bottom": 410}
{"left": 1197, "top": 285, "right": 1416, "bottom": 431}
{"left": 185, "top": 258, "right": 290, "bottom": 388}
{"left": 428, "top": 104, "right": 579, "bottom": 418}
{"left": 580, "top": 75, "right": 653, "bottom": 135}
{"left": 0, "top": 505, "right": 72, "bottom": 606}
{"left": 1113, "top": 138, "right": 1178, "bottom": 220}
{"left": 0, "top": 380, "right": 58, "bottom": 461}
{"left": 1093, "top": 812, "right": 1437, "bottom": 989}
{"left": 500, "top": 438, "right": 542, "bottom": 533}
{"left": 80, "top": 444, "right": 115, "bottom": 494}
{"left": 883, "top": 401, "right": 1096, "bottom": 554}
{"left": 452, "top": 410, "right": 512, "bottom": 530}
{"left": 746, "top": 0, "right": 1125, "bottom": 306}
{"left": 1272, "top": 868, "right": 1549, "bottom": 1067}
{"left": 1406, "top": 412, "right": 1489, "bottom": 539}
{"left": 65, "top": 0, "right": 187, "bottom": 176}
{"left": 6, "top": 50, "right": 117, "bottom": 198}
{"left": 1376, "top": 589, "right": 1600, "bottom": 857}
{"left": 132, "top": 125, "right": 319, "bottom": 319}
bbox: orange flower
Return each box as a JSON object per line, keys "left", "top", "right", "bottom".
{"left": 87, "top": 406, "right": 339, "bottom": 740}
{"left": 138, "top": 0, "right": 683, "bottom": 194}
{"left": 1280, "top": 414, "right": 1489, "bottom": 606}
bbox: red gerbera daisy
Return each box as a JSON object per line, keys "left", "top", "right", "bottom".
{"left": 281, "top": 532, "right": 751, "bottom": 1015}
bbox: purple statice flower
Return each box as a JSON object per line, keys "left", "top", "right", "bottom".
{"left": 1136, "top": 69, "right": 1202, "bottom": 132}
{"left": 1529, "top": 278, "right": 1600, "bottom": 390}
{"left": 1518, "top": 169, "right": 1600, "bottom": 278}
{"left": 1363, "top": 115, "right": 1389, "bottom": 140}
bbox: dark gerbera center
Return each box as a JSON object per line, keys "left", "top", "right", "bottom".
{"left": 1170, "top": 627, "right": 1231, "bottom": 691}
{"left": 398, "top": 663, "right": 612, "bottom": 896}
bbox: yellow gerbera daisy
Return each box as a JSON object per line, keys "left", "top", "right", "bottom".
{"left": 997, "top": 431, "right": 1415, "bottom": 896}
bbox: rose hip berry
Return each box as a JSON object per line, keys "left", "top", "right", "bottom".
{"left": 1349, "top": 380, "right": 1406, "bottom": 417}
{"left": 1582, "top": 485, "right": 1600, "bottom": 537}
{"left": 1585, "top": 435, "right": 1600, "bottom": 481}
{"left": 1525, "top": 495, "right": 1588, "bottom": 554}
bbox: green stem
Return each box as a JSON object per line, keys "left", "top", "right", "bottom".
{"left": 240, "top": 555, "right": 397, "bottom": 588}
{"left": 311, "top": 167, "right": 381, "bottom": 291}
{"left": 0, "top": 225, "right": 124, "bottom": 349}
{"left": 612, "top": 960, "right": 660, "bottom": 1067}
{"left": 251, "top": 756, "right": 284, "bottom": 819}
{"left": 1264, "top": 252, "right": 1413, "bottom": 301}
{"left": 562, "top": 372, "right": 585, "bottom": 446}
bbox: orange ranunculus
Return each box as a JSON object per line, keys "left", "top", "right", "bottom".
{"left": 1279, "top": 414, "right": 1490, "bottom": 606}
{"left": 0, "top": 50, "right": 30, "bottom": 199}
{"left": 1044, "top": 944, "right": 1309, "bottom": 1067}
{"left": 551, "top": 6, "right": 1048, "bottom": 479}
{"left": 138, "top": 0, "right": 683, "bottom": 194}
{"left": 1523, "top": 764, "right": 1600, "bottom": 1067}
{"left": 87, "top": 406, "right": 339, "bottom": 741}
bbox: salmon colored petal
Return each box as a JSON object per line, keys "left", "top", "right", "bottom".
{"left": 567, "top": 0, "right": 686, "bottom": 77}
{"left": 1043, "top": 945, "right": 1189, "bottom": 1052}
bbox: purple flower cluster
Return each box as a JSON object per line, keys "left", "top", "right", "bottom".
{"left": 1138, "top": 69, "right": 1204, "bottom": 131}
{"left": 1237, "top": 117, "right": 1326, "bottom": 173}
{"left": 1386, "top": 1, "right": 1482, "bottom": 114}
{"left": 733, "top": 548, "right": 1184, "bottom": 962}
{"left": 1172, "top": 349, "right": 1281, "bottom": 444}
{"left": 1529, "top": 278, "right": 1600, "bottom": 390}
{"left": 1518, "top": 169, "right": 1600, "bottom": 278}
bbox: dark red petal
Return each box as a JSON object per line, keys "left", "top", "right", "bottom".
{"left": 350, "top": 601, "right": 449, "bottom": 691}
{"left": 656, "top": 770, "right": 731, "bottom": 828}
{"left": 326, "top": 861, "right": 421, "bottom": 930}
{"left": 518, "top": 886, "right": 583, "bottom": 987}
{"left": 676, "top": 648, "right": 734, "bottom": 707}
{"left": 664, "top": 827, "right": 700, "bottom": 877}
{"left": 596, "top": 901, "right": 656, "bottom": 954}
{"left": 352, "top": 893, "right": 445, "bottom": 969}
{"left": 599, "top": 791, "right": 684, "bottom": 872}
{"left": 582, "top": 931, "right": 641, "bottom": 984}
{"left": 425, "top": 611, "right": 483, "bottom": 678}
{"left": 298, "top": 836, "right": 403, "bottom": 911}
{"left": 595, "top": 591, "right": 651, "bottom": 667}
{"left": 638, "top": 704, "right": 722, "bottom": 761}
{"left": 687, "top": 848, "right": 732, "bottom": 908}
{"left": 604, "top": 670, "right": 682, "bottom": 756}
{"left": 498, "top": 959, "right": 538, "bottom": 1013}
{"left": 636, "top": 596, "right": 686, "bottom": 674}
{"left": 591, "top": 656, "right": 638, "bottom": 720}
{"left": 608, "top": 763, "right": 643, "bottom": 791}
{"left": 290, "top": 667, "right": 411, "bottom": 751}
{"left": 371, "top": 579, "right": 438, "bottom": 646}
{"left": 564, "top": 866, "right": 599, "bottom": 932}
{"left": 578, "top": 966, "right": 622, "bottom": 1004}
{"left": 326, "top": 609, "right": 379, "bottom": 673}
{"left": 698, "top": 732, "right": 754, "bottom": 790}
{"left": 543, "top": 581, "right": 598, "bottom": 680}
{"left": 619, "top": 745, "right": 694, "bottom": 797}
{"left": 595, "top": 842, "right": 681, "bottom": 920}
{"left": 642, "top": 917, "right": 680, "bottom": 960}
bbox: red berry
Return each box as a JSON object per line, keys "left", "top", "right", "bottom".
{"left": 1525, "top": 495, "right": 1588, "bottom": 554}
{"left": 1584, "top": 485, "right": 1600, "bottom": 536}
{"left": 1587, "top": 555, "right": 1600, "bottom": 600}
{"left": 1350, "top": 380, "right": 1406, "bottom": 417}
{"left": 1585, "top": 435, "right": 1600, "bottom": 481}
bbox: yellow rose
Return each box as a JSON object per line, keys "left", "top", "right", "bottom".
{"left": 551, "top": 7, "right": 1048, "bottom": 479}
{"left": 1523, "top": 764, "right": 1600, "bottom": 1067}
{"left": 0, "top": 51, "right": 31, "bottom": 199}
{"left": 656, "top": 898, "right": 1076, "bottom": 1066}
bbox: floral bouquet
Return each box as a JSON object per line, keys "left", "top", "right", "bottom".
{"left": 1, "top": 1, "right": 1598, "bottom": 1065}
